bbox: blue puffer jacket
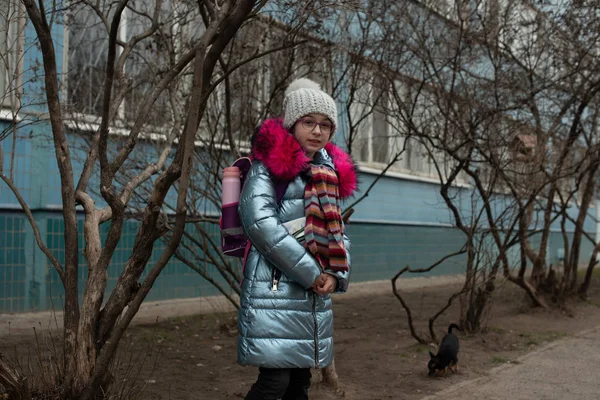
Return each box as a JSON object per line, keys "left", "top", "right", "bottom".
{"left": 237, "top": 119, "right": 358, "bottom": 369}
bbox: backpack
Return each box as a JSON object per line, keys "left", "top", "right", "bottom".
{"left": 220, "top": 157, "right": 289, "bottom": 258}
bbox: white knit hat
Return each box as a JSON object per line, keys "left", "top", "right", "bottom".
{"left": 282, "top": 78, "right": 337, "bottom": 134}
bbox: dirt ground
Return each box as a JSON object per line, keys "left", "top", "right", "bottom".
{"left": 2, "top": 277, "right": 600, "bottom": 400}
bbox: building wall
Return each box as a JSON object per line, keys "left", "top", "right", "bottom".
{"left": 0, "top": 129, "right": 596, "bottom": 313}
{"left": 2, "top": 97, "right": 597, "bottom": 314}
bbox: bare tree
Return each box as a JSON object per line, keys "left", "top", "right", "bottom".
{"left": 347, "top": 0, "right": 600, "bottom": 338}
{"left": 0, "top": 0, "right": 265, "bottom": 397}
{"left": 484, "top": 0, "right": 600, "bottom": 304}
{"left": 390, "top": 0, "right": 600, "bottom": 312}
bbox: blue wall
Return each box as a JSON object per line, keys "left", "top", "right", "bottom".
{"left": 349, "top": 170, "right": 596, "bottom": 236}
{"left": 1, "top": 114, "right": 597, "bottom": 314}
{"left": 1, "top": 154, "right": 596, "bottom": 313}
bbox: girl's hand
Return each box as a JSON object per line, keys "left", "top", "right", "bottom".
{"left": 312, "top": 274, "right": 337, "bottom": 295}
{"left": 311, "top": 274, "right": 327, "bottom": 289}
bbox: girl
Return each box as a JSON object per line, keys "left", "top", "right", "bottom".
{"left": 238, "top": 78, "right": 358, "bottom": 399}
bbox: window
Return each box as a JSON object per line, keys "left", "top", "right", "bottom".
{"left": 66, "top": 1, "right": 176, "bottom": 127}
{"left": 227, "top": 22, "right": 270, "bottom": 142}
{"left": 371, "top": 76, "right": 390, "bottom": 164}
{"left": 348, "top": 73, "right": 373, "bottom": 162}
{"left": 350, "top": 74, "right": 400, "bottom": 167}
{"left": 0, "top": 1, "right": 20, "bottom": 108}
{"left": 198, "top": 21, "right": 271, "bottom": 147}
{"left": 199, "top": 26, "right": 335, "bottom": 149}
{"left": 122, "top": 1, "right": 172, "bottom": 126}
{"left": 0, "top": 2, "right": 9, "bottom": 103}
{"left": 265, "top": 38, "right": 334, "bottom": 119}
{"left": 66, "top": 5, "right": 109, "bottom": 117}
{"left": 294, "top": 42, "right": 333, "bottom": 89}
{"left": 349, "top": 70, "right": 469, "bottom": 181}
{"left": 422, "top": 0, "right": 486, "bottom": 28}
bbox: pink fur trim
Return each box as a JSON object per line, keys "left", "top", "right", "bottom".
{"left": 253, "top": 119, "right": 310, "bottom": 181}
{"left": 253, "top": 118, "right": 358, "bottom": 198}
{"left": 325, "top": 142, "right": 359, "bottom": 199}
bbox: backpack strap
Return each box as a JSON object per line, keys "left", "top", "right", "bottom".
{"left": 240, "top": 178, "right": 290, "bottom": 287}
{"left": 234, "top": 157, "right": 287, "bottom": 203}
{"left": 274, "top": 180, "right": 288, "bottom": 205}
{"left": 233, "top": 157, "right": 252, "bottom": 187}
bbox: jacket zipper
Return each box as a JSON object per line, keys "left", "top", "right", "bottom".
{"left": 312, "top": 293, "right": 319, "bottom": 368}
{"left": 271, "top": 268, "right": 282, "bottom": 292}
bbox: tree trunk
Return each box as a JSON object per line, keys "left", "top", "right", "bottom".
{"left": 564, "top": 158, "right": 600, "bottom": 301}
{"left": 578, "top": 237, "right": 600, "bottom": 298}
{"left": 462, "top": 238, "right": 486, "bottom": 332}
{"left": 20, "top": 1, "right": 81, "bottom": 395}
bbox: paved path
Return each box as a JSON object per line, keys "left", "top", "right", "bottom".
{"left": 422, "top": 325, "right": 600, "bottom": 400}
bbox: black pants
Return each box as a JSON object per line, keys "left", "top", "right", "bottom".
{"left": 245, "top": 367, "right": 311, "bottom": 400}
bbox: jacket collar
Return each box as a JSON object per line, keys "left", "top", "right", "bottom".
{"left": 252, "top": 118, "right": 358, "bottom": 199}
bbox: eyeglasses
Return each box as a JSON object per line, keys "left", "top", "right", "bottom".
{"left": 299, "top": 117, "right": 333, "bottom": 134}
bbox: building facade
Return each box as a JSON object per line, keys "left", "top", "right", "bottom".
{"left": 0, "top": 0, "right": 596, "bottom": 313}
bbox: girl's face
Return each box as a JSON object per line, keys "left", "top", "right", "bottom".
{"left": 292, "top": 113, "right": 333, "bottom": 159}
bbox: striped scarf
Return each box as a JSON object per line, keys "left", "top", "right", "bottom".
{"left": 304, "top": 164, "right": 349, "bottom": 272}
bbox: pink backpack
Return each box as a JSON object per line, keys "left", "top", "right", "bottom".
{"left": 220, "top": 157, "right": 289, "bottom": 258}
